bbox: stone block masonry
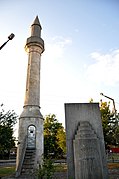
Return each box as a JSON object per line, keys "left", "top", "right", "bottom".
{"left": 16, "top": 16, "right": 44, "bottom": 178}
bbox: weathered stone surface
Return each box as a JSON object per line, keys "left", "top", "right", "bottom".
{"left": 16, "top": 16, "right": 44, "bottom": 176}
{"left": 74, "top": 121, "right": 103, "bottom": 179}
{"left": 65, "top": 103, "right": 108, "bottom": 179}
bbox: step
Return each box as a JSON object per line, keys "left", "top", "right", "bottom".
{"left": 17, "top": 174, "right": 35, "bottom": 179}
{"left": 22, "top": 165, "right": 34, "bottom": 169}
{"left": 26, "top": 149, "right": 35, "bottom": 151}
{"left": 25, "top": 156, "right": 35, "bottom": 159}
{"left": 23, "top": 160, "right": 34, "bottom": 164}
{"left": 19, "top": 149, "right": 36, "bottom": 176}
{"left": 25, "top": 151, "right": 35, "bottom": 153}
{"left": 24, "top": 155, "right": 35, "bottom": 159}
{"left": 22, "top": 170, "right": 33, "bottom": 173}
{"left": 24, "top": 155, "right": 35, "bottom": 158}
{"left": 21, "top": 169, "right": 34, "bottom": 174}
{"left": 25, "top": 152, "right": 35, "bottom": 155}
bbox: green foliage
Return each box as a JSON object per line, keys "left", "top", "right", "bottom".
{"left": 89, "top": 98, "right": 93, "bottom": 103}
{"left": 44, "top": 114, "right": 66, "bottom": 158}
{"left": 100, "top": 101, "right": 119, "bottom": 147}
{"left": 0, "top": 105, "right": 17, "bottom": 127}
{"left": 37, "top": 158, "right": 55, "bottom": 179}
{"left": 0, "top": 104, "right": 18, "bottom": 159}
{"left": 56, "top": 127, "right": 66, "bottom": 154}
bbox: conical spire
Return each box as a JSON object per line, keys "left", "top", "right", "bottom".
{"left": 32, "top": 16, "right": 41, "bottom": 27}
{"left": 31, "top": 16, "right": 42, "bottom": 37}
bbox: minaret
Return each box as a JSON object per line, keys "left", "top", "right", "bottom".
{"left": 16, "top": 16, "right": 44, "bottom": 176}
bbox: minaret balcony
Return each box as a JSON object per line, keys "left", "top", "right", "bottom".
{"left": 26, "top": 36, "right": 44, "bottom": 53}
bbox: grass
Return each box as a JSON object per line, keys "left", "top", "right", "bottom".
{"left": 0, "top": 166, "right": 15, "bottom": 177}
{"left": 0, "top": 164, "right": 67, "bottom": 177}
{"left": 54, "top": 163, "right": 67, "bottom": 172}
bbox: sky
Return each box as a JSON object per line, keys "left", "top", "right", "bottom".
{"left": 0, "top": 0, "right": 119, "bottom": 135}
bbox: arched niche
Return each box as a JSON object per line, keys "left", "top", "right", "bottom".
{"left": 27, "top": 125, "right": 36, "bottom": 149}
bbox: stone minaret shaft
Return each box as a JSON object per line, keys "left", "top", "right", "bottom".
{"left": 24, "top": 16, "right": 44, "bottom": 107}
{"left": 16, "top": 16, "right": 44, "bottom": 176}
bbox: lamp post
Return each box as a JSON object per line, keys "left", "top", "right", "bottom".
{"left": 100, "top": 93, "right": 116, "bottom": 115}
{"left": 0, "top": 33, "right": 15, "bottom": 50}
{"left": 100, "top": 93, "right": 119, "bottom": 145}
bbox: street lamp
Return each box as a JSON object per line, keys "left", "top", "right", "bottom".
{"left": 100, "top": 93, "right": 116, "bottom": 115}
{"left": 0, "top": 33, "right": 15, "bottom": 50}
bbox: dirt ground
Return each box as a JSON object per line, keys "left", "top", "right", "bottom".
{"left": 108, "top": 168, "right": 119, "bottom": 179}
{"left": 1, "top": 168, "right": 119, "bottom": 179}
{"left": 53, "top": 168, "right": 119, "bottom": 179}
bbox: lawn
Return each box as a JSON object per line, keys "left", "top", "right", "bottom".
{"left": 54, "top": 163, "right": 67, "bottom": 172}
{"left": 0, "top": 166, "right": 15, "bottom": 177}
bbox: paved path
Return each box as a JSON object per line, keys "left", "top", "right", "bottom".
{"left": 0, "top": 160, "right": 16, "bottom": 167}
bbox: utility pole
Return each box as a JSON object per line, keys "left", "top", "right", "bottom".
{"left": 0, "top": 33, "right": 15, "bottom": 50}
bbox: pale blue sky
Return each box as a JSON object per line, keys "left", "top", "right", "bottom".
{"left": 0, "top": 0, "right": 119, "bottom": 130}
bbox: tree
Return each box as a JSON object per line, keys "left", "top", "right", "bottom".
{"left": 100, "top": 101, "right": 119, "bottom": 147}
{"left": 44, "top": 114, "right": 66, "bottom": 159}
{"left": 0, "top": 104, "right": 18, "bottom": 159}
{"left": 56, "top": 127, "right": 66, "bottom": 154}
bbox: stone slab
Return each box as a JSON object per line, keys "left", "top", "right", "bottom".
{"left": 65, "top": 103, "right": 108, "bottom": 179}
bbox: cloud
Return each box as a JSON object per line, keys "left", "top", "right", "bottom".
{"left": 43, "top": 36, "right": 72, "bottom": 61}
{"left": 86, "top": 49, "right": 119, "bottom": 86}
